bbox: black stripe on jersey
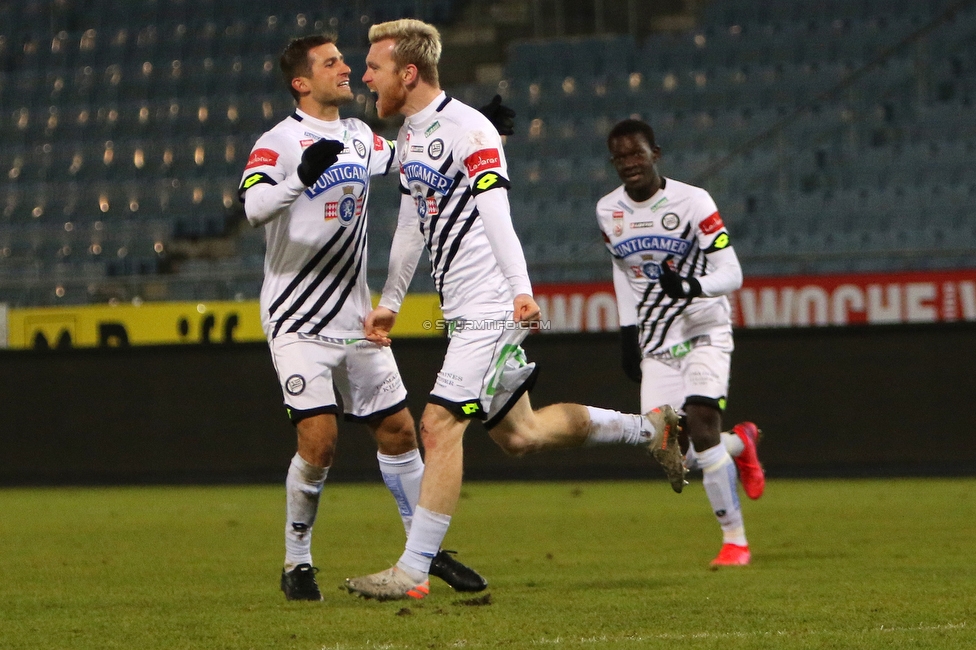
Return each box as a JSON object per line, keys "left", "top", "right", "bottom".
{"left": 436, "top": 95, "right": 452, "bottom": 111}
{"left": 300, "top": 214, "right": 369, "bottom": 335}
{"left": 435, "top": 204, "right": 479, "bottom": 302}
{"left": 430, "top": 184, "right": 471, "bottom": 295}
{"left": 651, "top": 250, "right": 701, "bottom": 350}
{"left": 382, "top": 142, "right": 396, "bottom": 176}
{"left": 290, "top": 112, "right": 303, "bottom": 122}
{"left": 276, "top": 213, "right": 367, "bottom": 336}
{"left": 422, "top": 156, "right": 458, "bottom": 250}
{"left": 268, "top": 226, "right": 346, "bottom": 319}
{"left": 642, "top": 225, "right": 702, "bottom": 351}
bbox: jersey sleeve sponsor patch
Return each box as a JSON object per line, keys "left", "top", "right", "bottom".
{"left": 245, "top": 148, "right": 280, "bottom": 170}
{"left": 704, "top": 232, "right": 732, "bottom": 253}
{"left": 470, "top": 170, "right": 510, "bottom": 195}
{"left": 699, "top": 211, "right": 725, "bottom": 235}
{"left": 238, "top": 171, "right": 277, "bottom": 196}
{"left": 464, "top": 148, "right": 502, "bottom": 177}
{"left": 373, "top": 133, "right": 387, "bottom": 151}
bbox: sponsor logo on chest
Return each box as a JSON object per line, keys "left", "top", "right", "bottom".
{"left": 612, "top": 235, "right": 690, "bottom": 258}
{"left": 402, "top": 161, "right": 453, "bottom": 193}
{"left": 304, "top": 163, "right": 368, "bottom": 199}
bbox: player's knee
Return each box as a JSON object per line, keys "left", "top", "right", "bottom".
{"left": 374, "top": 409, "right": 419, "bottom": 455}
{"left": 490, "top": 427, "right": 539, "bottom": 457}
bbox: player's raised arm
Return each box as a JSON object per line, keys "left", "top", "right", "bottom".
{"left": 241, "top": 138, "right": 343, "bottom": 226}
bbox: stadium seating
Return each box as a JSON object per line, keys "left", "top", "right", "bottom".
{"left": 1, "top": 0, "right": 974, "bottom": 305}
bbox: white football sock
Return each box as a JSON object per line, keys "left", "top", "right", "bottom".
{"left": 377, "top": 449, "right": 424, "bottom": 537}
{"left": 699, "top": 444, "right": 747, "bottom": 546}
{"left": 397, "top": 506, "right": 451, "bottom": 580}
{"left": 583, "top": 407, "right": 645, "bottom": 446}
{"left": 685, "top": 432, "right": 744, "bottom": 471}
{"left": 284, "top": 453, "right": 328, "bottom": 570}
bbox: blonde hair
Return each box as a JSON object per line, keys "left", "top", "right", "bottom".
{"left": 368, "top": 19, "right": 441, "bottom": 86}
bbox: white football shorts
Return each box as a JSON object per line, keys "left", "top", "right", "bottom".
{"left": 269, "top": 332, "right": 408, "bottom": 423}
{"left": 429, "top": 314, "right": 539, "bottom": 428}
{"left": 639, "top": 327, "right": 733, "bottom": 414}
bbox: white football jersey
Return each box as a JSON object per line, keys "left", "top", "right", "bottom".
{"left": 396, "top": 94, "right": 518, "bottom": 319}
{"left": 596, "top": 178, "right": 735, "bottom": 353}
{"left": 240, "top": 111, "right": 395, "bottom": 339}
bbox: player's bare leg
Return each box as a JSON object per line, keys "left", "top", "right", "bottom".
{"left": 487, "top": 394, "right": 590, "bottom": 455}
{"left": 281, "top": 414, "right": 337, "bottom": 600}
{"left": 489, "top": 394, "right": 682, "bottom": 489}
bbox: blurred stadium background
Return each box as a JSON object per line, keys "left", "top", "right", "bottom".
{"left": 1, "top": 0, "right": 974, "bottom": 305}
{"left": 1, "top": 0, "right": 975, "bottom": 484}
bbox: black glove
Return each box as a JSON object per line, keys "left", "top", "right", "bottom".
{"left": 658, "top": 261, "right": 702, "bottom": 300}
{"left": 620, "top": 325, "right": 643, "bottom": 384}
{"left": 478, "top": 94, "right": 516, "bottom": 136}
{"left": 297, "top": 138, "right": 344, "bottom": 186}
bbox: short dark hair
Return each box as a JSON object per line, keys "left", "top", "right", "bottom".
{"left": 607, "top": 119, "right": 657, "bottom": 150}
{"left": 280, "top": 33, "right": 338, "bottom": 101}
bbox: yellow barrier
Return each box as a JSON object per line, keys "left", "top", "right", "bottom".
{"left": 3, "top": 295, "right": 444, "bottom": 349}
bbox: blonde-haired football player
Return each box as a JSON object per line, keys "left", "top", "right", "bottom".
{"left": 343, "top": 20, "right": 684, "bottom": 601}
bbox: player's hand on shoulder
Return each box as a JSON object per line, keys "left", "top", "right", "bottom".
{"left": 365, "top": 306, "right": 397, "bottom": 346}
{"left": 478, "top": 94, "right": 516, "bottom": 136}
{"left": 658, "top": 261, "right": 702, "bottom": 300}
{"left": 513, "top": 294, "right": 540, "bottom": 323}
{"left": 297, "top": 138, "right": 344, "bottom": 186}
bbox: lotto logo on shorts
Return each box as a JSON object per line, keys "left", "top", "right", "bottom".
{"left": 461, "top": 402, "right": 481, "bottom": 415}
{"left": 245, "top": 148, "right": 279, "bottom": 170}
{"left": 464, "top": 148, "right": 501, "bottom": 176}
{"left": 699, "top": 212, "right": 725, "bottom": 235}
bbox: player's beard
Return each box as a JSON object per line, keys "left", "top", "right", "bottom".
{"left": 374, "top": 83, "right": 407, "bottom": 118}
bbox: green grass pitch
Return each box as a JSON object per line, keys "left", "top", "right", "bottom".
{"left": 2, "top": 478, "right": 975, "bottom": 649}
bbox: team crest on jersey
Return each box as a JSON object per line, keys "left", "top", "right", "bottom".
{"left": 428, "top": 138, "right": 444, "bottom": 160}
{"left": 352, "top": 139, "right": 367, "bottom": 158}
{"left": 612, "top": 210, "right": 624, "bottom": 236}
{"left": 662, "top": 213, "right": 680, "bottom": 230}
{"left": 641, "top": 261, "right": 663, "bottom": 280}
{"left": 416, "top": 195, "right": 439, "bottom": 220}
{"left": 325, "top": 186, "right": 361, "bottom": 227}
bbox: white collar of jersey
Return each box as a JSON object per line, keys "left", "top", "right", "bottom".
{"left": 294, "top": 108, "right": 345, "bottom": 137}
{"left": 405, "top": 91, "right": 447, "bottom": 130}
{"left": 626, "top": 177, "right": 668, "bottom": 206}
